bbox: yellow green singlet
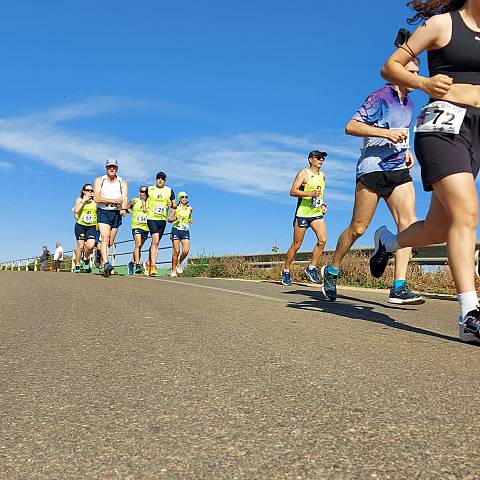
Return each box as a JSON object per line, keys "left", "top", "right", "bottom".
{"left": 296, "top": 169, "right": 325, "bottom": 218}
{"left": 130, "top": 198, "right": 148, "bottom": 230}
{"left": 147, "top": 186, "right": 172, "bottom": 221}
{"left": 173, "top": 206, "right": 192, "bottom": 231}
{"left": 77, "top": 200, "right": 98, "bottom": 226}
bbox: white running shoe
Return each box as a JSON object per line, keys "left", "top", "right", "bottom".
{"left": 170, "top": 270, "right": 177, "bottom": 277}
{"left": 176, "top": 263, "right": 183, "bottom": 274}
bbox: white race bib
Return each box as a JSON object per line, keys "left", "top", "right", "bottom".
{"left": 414, "top": 101, "right": 467, "bottom": 135}
{"left": 310, "top": 197, "right": 323, "bottom": 209}
{"left": 389, "top": 128, "right": 410, "bottom": 149}
{"left": 82, "top": 214, "right": 94, "bottom": 224}
{"left": 177, "top": 222, "right": 189, "bottom": 231}
{"left": 108, "top": 203, "right": 120, "bottom": 209}
{"left": 154, "top": 205, "right": 166, "bottom": 216}
{"left": 136, "top": 214, "right": 147, "bottom": 224}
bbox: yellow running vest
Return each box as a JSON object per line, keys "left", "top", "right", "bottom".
{"left": 173, "top": 206, "right": 192, "bottom": 231}
{"left": 296, "top": 169, "right": 325, "bottom": 218}
{"left": 130, "top": 198, "right": 148, "bottom": 230}
{"left": 147, "top": 186, "right": 172, "bottom": 221}
{"left": 77, "top": 200, "right": 98, "bottom": 226}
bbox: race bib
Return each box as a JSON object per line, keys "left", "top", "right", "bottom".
{"left": 310, "top": 197, "right": 323, "bottom": 209}
{"left": 136, "top": 214, "right": 147, "bottom": 224}
{"left": 414, "top": 101, "right": 467, "bottom": 135}
{"left": 82, "top": 213, "right": 94, "bottom": 224}
{"left": 154, "top": 205, "right": 166, "bottom": 216}
{"left": 108, "top": 203, "right": 120, "bottom": 209}
{"left": 177, "top": 222, "right": 189, "bottom": 231}
{"left": 389, "top": 128, "right": 410, "bottom": 149}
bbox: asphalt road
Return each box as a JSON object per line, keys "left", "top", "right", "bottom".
{"left": 1, "top": 271, "right": 479, "bottom": 479}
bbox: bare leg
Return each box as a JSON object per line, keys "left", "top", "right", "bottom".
{"left": 84, "top": 239, "right": 95, "bottom": 261}
{"left": 331, "top": 182, "right": 379, "bottom": 269}
{"left": 309, "top": 219, "right": 327, "bottom": 266}
{"left": 179, "top": 239, "right": 190, "bottom": 265}
{"left": 284, "top": 222, "right": 307, "bottom": 270}
{"left": 171, "top": 239, "right": 181, "bottom": 271}
{"left": 133, "top": 235, "right": 142, "bottom": 264}
{"left": 75, "top": 240, "right": 85, "bottom": 266}
{"left": 149, "top": 233, "right": 160, "bottom": 266}
{"left": 98, "top": 223, "right": 112, "bottom": 265}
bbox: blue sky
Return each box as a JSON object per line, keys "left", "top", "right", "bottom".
{"left": 0, "top": 1, "right": 465, "bottom": 262}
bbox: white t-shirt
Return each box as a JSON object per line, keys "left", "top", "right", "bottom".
{"left": 54, "top": 246, "right": 64, "bottom": 261}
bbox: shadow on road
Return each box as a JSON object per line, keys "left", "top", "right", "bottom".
{"left": 283, "top": 289, "right": 464, "bottom": 344}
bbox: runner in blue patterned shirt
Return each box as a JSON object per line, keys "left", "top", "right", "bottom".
{"left": 321, "top": 56, "right": 425, "bottom": 305}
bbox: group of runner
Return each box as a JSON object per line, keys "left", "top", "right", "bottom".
{"left": 282, "top": 0, "right": 480, "bottom": 344}
{"left": 73, "top": 160, "right": 193, "bottom": 277}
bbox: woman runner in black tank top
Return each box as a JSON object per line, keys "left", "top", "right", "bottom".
{"left": 370, "top": 0, "right": 480, "bottom": 344}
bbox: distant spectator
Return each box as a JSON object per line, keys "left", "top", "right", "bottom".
{"left": 39, "top": 246, "right": 50, "bottom": 271}
{"left": 54, "top": 242, "right": 64, "bottom": 272}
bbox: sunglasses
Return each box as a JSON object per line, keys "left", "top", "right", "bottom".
{"left": 84, "top": 189, "right": 94, "bottom": 192}
{"left": 140, "top": 190, "right": 147, "bottom": 193}
{"left": 180, "top": 195, "right": 188, "bottom": 199}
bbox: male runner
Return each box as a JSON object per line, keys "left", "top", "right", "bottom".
{"left": 93, "top": 159, "right": 128, "bottom": 277}
{"left": 145, "top": 171, "right": 176, "bottom": 276}
{"left": 321, "top": 58, "right": 425, "bottom": 304}
{"left": 281, "top": 150, "right": 328, "bottom": 286}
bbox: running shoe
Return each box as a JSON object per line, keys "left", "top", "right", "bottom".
{"left": 370, "top": 226, "right": 394, "bottom": 278}
{"left": 321, "top": 265, "right": 337, "bottom": 301}
{"left": 143, "top": 260, "right": 150, "bottom": 276}
{"left": 388, "top": 284, "right": 425, "bottom": 305}
{"left": 83, "top": 261, "right": 91, "bottom": 274}
{"left": 281, "top": 269, "right": 291, "bottom": 286}
{"left": 94, "top": 249, "right": 102, "bottom": 269}
{"left": 304, "top": 266, "right": 321, "bottom": 283}
{"left": 149, "top": 265, "right": 157, "bottom": 277}
{"left": 74, "top": 265, "right": 81, "bottom": 274}
{"left": 475, "top": 250, "right": 480, "bottom": 279}
{"left": 176, "top": 263, "right": 184, "bottom": 274}
{"left": 170, "top": 270, "right": 177, "bottom": 277}
{"left": 103, "top": 262, "right": 113, "bottom": 278}
{"left": 127, "top": 261, "right": 134, "bottom": 276}
{"left": 459, "top": 307, "right": 480, "bottom": 343}
{"left": 135, "top": 263, "right": 143, "bottom": 275}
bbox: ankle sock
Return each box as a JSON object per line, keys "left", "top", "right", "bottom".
{"left": 458, "top": 291, "right": 480, "bottom": 320}
{"left": 308, "top": 264, "right": 316, "bottom": 270}
{"left": 283, "top": 269, "right": 290, "bottom": 273}
{"left": 393, "top": 279, "right": 406, "bottom": 289}
{"left": 326, "top": 264, "right": 339, "bottom": 276}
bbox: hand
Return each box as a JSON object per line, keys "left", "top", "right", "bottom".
{"left": 120, "top": 209, "right": 127, "bottom": 217}
{"left": 167, "top": 216, "right": 175, "bottom": 223}
{"left": 383, "top": 129, "right": 409, "bottom": 144}
{"left": 405, "top": 149, "right": 414, "bottom": 169}
{"left": 421, "top": 74, "right": 453, "bottom": 98}
{"left": 309, "top": 189, "right": 322, "bottom": 198}
{"left": 321, "top": 204, "right": 328, "bottom": 215}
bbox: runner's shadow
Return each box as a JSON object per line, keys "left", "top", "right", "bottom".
{"left": 284, "top": 289, "right": 465, "bottom": 344}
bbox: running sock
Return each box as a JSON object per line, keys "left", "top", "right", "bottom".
{"left": 458, "top": 291, "right": 480, "bottom": 320}
{"left": 308, "top": 264, "right": 316, "bottom": 270}
{"left": 393, "top": 279, "right": 406, "bottom": 290}
{"left": 326, "top": 264, "right": 339, "bottom": 276}
{"left": 283, "top": 269, "right": 290, "bottom": 273}
{"left": 384, "top": 232, "right": 401, "bottom": 253}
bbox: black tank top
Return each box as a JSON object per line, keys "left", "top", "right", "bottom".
{"left": 428, "top": 10, "right": 480, "bottom": 85}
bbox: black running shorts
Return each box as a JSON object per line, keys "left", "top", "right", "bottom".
{"left": 357, "top": 169, "right": 412, "bottom": 197}
{"left": 414, "top": 102, "right": 480, "bottom": 192}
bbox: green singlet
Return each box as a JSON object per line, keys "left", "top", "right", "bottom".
{"left": 296, "top": 168, "right": 325, "bottom": 218}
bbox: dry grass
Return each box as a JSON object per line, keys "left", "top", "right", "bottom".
{"left": 185, "top": 251, "right": 465, "bottom": 295}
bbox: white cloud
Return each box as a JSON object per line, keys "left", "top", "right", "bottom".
{"left": 0, "top": 97, "right": 359, "bottom": 202}
{"left": 0, "top": 161, "right": 14, "bottom": 172}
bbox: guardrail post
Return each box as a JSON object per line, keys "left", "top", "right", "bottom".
{"left": 25, "top": 258, "right": 29, "bottom": 272}
{"left": 17, "top": 261, "right": 21, "bottom": 271}
{"left": 34, "top": 257, "right": 38, "bottom": 271}
{"left": 111, "top": 242, "right": 116, "bottom": 274}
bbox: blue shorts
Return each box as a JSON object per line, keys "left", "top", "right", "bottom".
{"left": 132, "top": 228, "right": 149, "bottom": 240}
{"left": 295, "top": 216, "right": 324, "bottom": 229}
{"left": 147, "top": 219, "right": 167, "bottom": 236}
{"left": 95, "top": 229, "right": 100, "bottom": 245}
{"left": 75, "top": 223, "right": 97, "bottom": 241}
{"left": 171, "top": 227, "right": 190, "bottom": 241}
{"left": 97, "top": 209, "right": 122, "bottom": 229}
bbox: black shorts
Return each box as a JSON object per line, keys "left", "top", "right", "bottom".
{"left": 357, "top": 169, "right": 412, "bottom": 197}
{"left": 75, "top": 223, "right": 97, "bottom": 241}
{"left": 414, "top": 101, "right": 480, "bottom": 192}
{"left": 147, "top": 219, "right": 167, "bottom": 236}
{"left": 97, "top": 209, "right": 122, "bottom": 228}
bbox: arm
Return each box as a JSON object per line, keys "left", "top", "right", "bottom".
{"left": 73, "top": 197, "right": 85, "bottom": 217}
{"left": 168, "top": 191, "right": 177, "bottom": 222}
{"left": 189, "top": 207, "right": 193, "bottom": 224}
{"left": 381, "top": 15, "right": 453, "bottom": 97}
{"left": 121, "top": 180, "right": 128, "bottom": 210}
{"left": 289, "top": 170, "right": 319, "bottom": 198}
{"left": 345, "top": 119, "right": 408, "bottom": 144}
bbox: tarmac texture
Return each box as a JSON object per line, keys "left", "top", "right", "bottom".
{"left": 1, "top": 271, "right": 479, "bottom": 479}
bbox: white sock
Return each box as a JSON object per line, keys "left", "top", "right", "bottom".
{"left": 283, "top": 269, "right": 290, "bottom": 273}
{"left": 308, "top": 264, "right": 316, "bottom": 270}
{"left": 458, "top": 291, "right": 479, "bottom": 320}
{"left": 384, "top": 231, "right": 400, "bottom": 252}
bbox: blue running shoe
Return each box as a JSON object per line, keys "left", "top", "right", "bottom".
{"left": 388, "top": 283, "right": 425, "bottom": 305}
{"left": 74, "top": 265, "right": 81, "bottom": 274}
{"left": 134, "top": 263, "right": 143, "bottom": 275}
{"left": 321, "top": 265, "right": 337, "bottom": 301}
{"left": 83, "top": 262, "right": 91, "bottom": 273}
{"left": 103, "top": 262, "right": 113, "bottom": 277}
{"left": 370, "top": 226, "right": 394, "bottom": 278}
{"left": 304, "top": 266, "right": 321, "bottom": 283}
{"left": 127, "top": 261, "right": 134, "bottom": 276}
{"left": 281, "top": 269, "right": 291, "bottom": 286}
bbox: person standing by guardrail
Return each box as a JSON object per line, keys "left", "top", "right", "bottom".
{"left": 39, "top": 246, "right": 50, "bottom": 271}
{"left": 145, "top": 171, "right": 176, "bottom": 277}
{"left": 73, "top": 183, "right": 97, "bottom": 273}
{"left": 281, "top": 150, "right": 328, "bottom": 286}
{"left": 94, "top": 159, "right": 128, "bottom": 277}
{"left": 170, "top": 191, "right": 193, "bottom": 277}
{"left": 127, "top": 186, "right": 149, "bottom": 275}
{"left": 370, "top": 0, "right": 480, "bottom": 344}
{"left": 53, "top": 241, "right": 64, "bottom": 272}
{"left": 322, "top": 30, "right": 424, "bottom": 306}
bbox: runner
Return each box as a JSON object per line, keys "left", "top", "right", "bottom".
{"left": 170, "top": 191, "right": 193, "bottom": 277}
{"left": 73, "top": 183, "right": 97, "bottom": 273}
{"left": 145, "top": 171, "right": 176, "bottom": 276}
{"left": 370, "top": 0, "right": 480, "bottom": 342}
{"left": 281, "top": 151, "right": 328, "bottom": 286}
{"left": 127, "top": 186, "right": 149, "bottom": 275}
{"left": 93, "top": 159, "right": 128, "bottom": 277}
{"left": 321, "top": 36, "right": 424, "bottom": 305}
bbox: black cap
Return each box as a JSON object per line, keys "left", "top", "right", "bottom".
{"left": 308, "top": 150, "right": 327, "bottom": 159}
{"left": 156, "top": 171, "right": 166, "bottom": 180}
